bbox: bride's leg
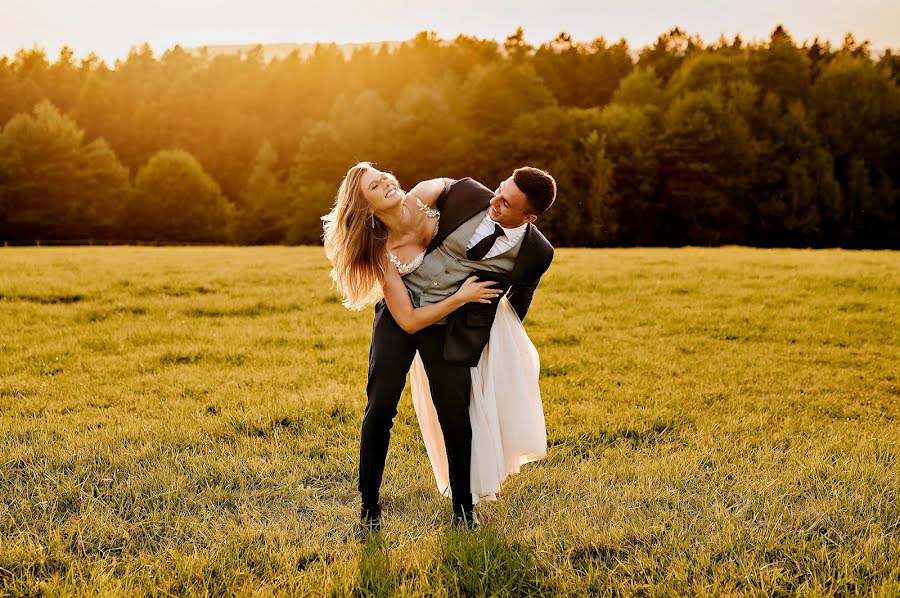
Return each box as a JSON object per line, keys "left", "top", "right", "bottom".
{"left": 359, "top": 300, "right": 417, "bottom": 510}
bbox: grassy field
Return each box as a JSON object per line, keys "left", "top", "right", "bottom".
{"left": 0, "top": 246, "right": 898, "bottom": 596}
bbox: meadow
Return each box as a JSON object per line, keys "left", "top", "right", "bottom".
{"left": 0, "top": 246, "right": 898, "bottom": 596}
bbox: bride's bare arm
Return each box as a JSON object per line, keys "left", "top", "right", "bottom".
{"left": 406, "top": 178, "right": 453, "bottom": 208}
{"left": 382, "top": 265, "right": 498, "bottom": 334}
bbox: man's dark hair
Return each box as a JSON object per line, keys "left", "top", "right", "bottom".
{"left": 513, "top": 166, "right": 556, "bottom": 214}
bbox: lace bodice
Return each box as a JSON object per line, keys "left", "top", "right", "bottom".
{"left": 387, "top": 195, "right": 440, "bottom": 276}
{"left": 390, "top": 250, "right": 428, "bottom": 276}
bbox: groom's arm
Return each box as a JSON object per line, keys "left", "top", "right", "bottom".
{"left": 506, "top": 277, "right": 539, "bottom": 322}
{"left": 506, "top": 248, "right": 554, "bottom": 322}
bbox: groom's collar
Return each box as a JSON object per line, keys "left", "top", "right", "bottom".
{"left": 484, "top": 213, "right": 529, "bottom": 244}
{"left": 484, "top": 210, "right": 528, "bottom": 241}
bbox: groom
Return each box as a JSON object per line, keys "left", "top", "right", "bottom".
{"left": 360, "top": 166, "right": 556, "bottom": 529}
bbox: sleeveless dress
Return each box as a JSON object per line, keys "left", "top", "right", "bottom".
{"left": 390, "top": 196, "right": 548, "bottom": 506}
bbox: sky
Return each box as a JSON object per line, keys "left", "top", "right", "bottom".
{"left": 2, "top": 0, "right": 898, "bottom": 63}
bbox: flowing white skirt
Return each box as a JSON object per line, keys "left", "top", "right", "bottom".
{"left": 410, "top": 296, "right": 547, "bottom": 505}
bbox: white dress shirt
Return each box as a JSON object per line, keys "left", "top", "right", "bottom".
{"left": 465, "top": 212, "right": 529, "bottom": 259}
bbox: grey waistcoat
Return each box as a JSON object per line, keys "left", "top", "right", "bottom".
{"left": 404, "top": 209, "right": 522, "bottom": 319}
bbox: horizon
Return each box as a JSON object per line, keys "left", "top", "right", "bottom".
{"left": 2, "top": 0, "right": 898, "bottom": 64}
{"left": 3, "top": 30, "right": 896, "bottom": 67}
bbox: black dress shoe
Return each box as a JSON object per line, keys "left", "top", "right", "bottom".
{"left": 360, "top": 502, "right": 382, "bottom": 532}
{"left": 451, "top": 508, "right": 481, "bottom": 530}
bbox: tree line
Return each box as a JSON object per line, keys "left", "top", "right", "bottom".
{"left": 1, "top": 27, "right": 897, "bottom": 247}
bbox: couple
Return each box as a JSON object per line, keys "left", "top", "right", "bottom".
{"left": 322, "top": 163, "right": 556, "bottom": 530}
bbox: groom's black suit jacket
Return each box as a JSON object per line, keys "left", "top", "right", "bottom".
{"left": 423, "top": 177, "right": 554, "bottom": 366}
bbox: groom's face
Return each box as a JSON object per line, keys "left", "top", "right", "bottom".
{"left": 489, "top": 177, "right": 538, "bottom": 229}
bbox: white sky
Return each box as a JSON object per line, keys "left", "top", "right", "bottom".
{"left": 2, "top": 0, "right": 898, "bottom": 63}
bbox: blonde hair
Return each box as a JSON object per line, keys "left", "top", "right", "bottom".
{"left": 322, "top": 162, "right": 388, "bottom": 310}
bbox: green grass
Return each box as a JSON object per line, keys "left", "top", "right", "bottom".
{"left": 1, "top": 246, "right": 898, "bottom": 596}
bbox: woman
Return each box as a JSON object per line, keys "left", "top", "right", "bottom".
{"left": 323, "top": 162, "right": 546, "bottom": 515}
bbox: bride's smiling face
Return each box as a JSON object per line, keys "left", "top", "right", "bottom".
{"left": 360, "top": 168, "right": 403, "bottom": 212}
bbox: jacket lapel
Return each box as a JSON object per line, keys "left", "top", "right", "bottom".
{"left": 510, "top": 224, "right": 535, "bottom": 280}
{"left": 426, "top": 178, "right": 492, "bottom": 254}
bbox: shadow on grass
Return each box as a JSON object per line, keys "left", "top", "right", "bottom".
{"left": 353, "top": 533, "right": 393, "bottom": 598}
{"left": 0, "top": 546, "right": 71, "bottom": 594}
{"left": 439, "top": 528, "right": 549, "bottom": 596}
{"left": 187, "top": 302, "right": 299, "bottom": 318}
{"left": 0, "top": 292, "right": 84, "bottom": 304}
{"left": 548, "top": 417, "right": 685, "bottom": 462}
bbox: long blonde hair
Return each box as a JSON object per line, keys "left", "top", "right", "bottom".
{"left": 322, "top": 162, "right": 388, "bottom": 310}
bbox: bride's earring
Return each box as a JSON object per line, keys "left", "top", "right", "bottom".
{"left": 369, "top": 212, "right": 375, "bottom": 229}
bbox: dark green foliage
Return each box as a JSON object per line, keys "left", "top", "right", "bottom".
{"left": 0, "top": 27, "right": 897, "bottom": 247}
{"left": 0, "top": 101, "right": 130, "bottom": 241}
{"left": 236, "top": 141, "right": 289, "bottom": 244}
{"left": 130, "top": 149, "right": 234, "bottom": 242}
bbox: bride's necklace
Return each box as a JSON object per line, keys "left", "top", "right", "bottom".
{"left": 387, "top": 194, "right": 441, "bottom": 275}
{"left": 395, "top": 194, "right": 436, "bottom": 236}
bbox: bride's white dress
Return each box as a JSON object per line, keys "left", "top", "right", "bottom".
{"left": 409, "top": 296, "right": 547, "bottom": 505}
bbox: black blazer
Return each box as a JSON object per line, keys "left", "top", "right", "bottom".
{"left": 425, "top": 177, "right": 554, "bottom": 366}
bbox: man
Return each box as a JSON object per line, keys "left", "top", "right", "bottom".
{"left": 359, "top": 166, "right": 556, "bottom": 530}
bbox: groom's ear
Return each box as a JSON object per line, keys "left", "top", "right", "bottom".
{"left": 524, "top": 213, "right": 538, "bottom": 224}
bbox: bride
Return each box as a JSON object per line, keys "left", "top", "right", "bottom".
{"left": 323, "top": 162, "right": 551, "bottom": 529}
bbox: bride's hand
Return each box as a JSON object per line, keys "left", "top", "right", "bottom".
{"left": 456, "top": 276, "right": 500, "bottom": 305}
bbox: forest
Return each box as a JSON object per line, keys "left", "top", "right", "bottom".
{"left": 0, "top": 27, "right": 897, "bottom": 247}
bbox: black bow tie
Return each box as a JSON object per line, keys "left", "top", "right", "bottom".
{"left": 467, "top": 224, "right": 505, "bottom": 261}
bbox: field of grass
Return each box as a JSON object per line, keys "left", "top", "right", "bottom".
{"left": 0, "top": 246, "right": 898, "bottom": 596}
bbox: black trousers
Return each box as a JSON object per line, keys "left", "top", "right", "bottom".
{"left": 359, "top": 300, "right": 473, "bottom": 514}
